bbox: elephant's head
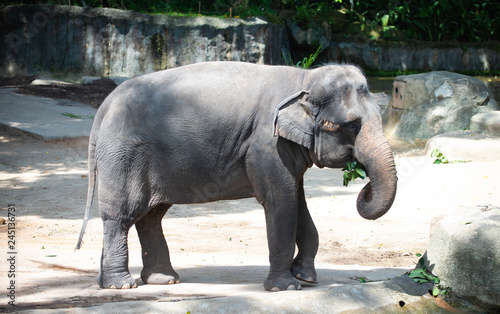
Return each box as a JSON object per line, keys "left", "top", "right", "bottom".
{"left": 274, "top": 64, "right": 397, "bottom": 220}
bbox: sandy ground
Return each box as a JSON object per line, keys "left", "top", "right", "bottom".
{"left": 1, "top": 121, "right": 499, "bottom": 309}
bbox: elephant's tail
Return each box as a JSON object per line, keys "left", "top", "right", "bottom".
{"left": 75, "top": 137, "right": 97, "bottom": 250}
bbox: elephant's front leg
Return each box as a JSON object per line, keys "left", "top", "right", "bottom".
{"left": 291, "top": 179, "right": 319, "bottom": 283}
{"left": 263, "top": 194, "right": 302, "bottom": 292}
{"left": 99, "top": 219, "right": 137, "bottom": 289}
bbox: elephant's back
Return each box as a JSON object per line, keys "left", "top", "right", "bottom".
{"left": 93, "top": 62, "right": 304, "bottom": 152}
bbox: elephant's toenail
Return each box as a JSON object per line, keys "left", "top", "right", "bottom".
{"left": 286, "top": 284, "right": 296, "bottom": 290}
{"left": 132, "top": 283, "right": 138, "bottom": 288}
{"left": 271, "top": 287, "right": 280, "bottom": 292}
{"left": 121, "top": 283, "right": 131, "bottom": 289}
{"left": 109, "top": 285, "right": 117, "bottom": 289}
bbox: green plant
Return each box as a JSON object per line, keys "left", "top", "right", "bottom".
{"left": 342, "top": 161, "right": 366, "bottom": 187}
{"left": 431, "top": 149, "right": 469, "bottom": 164}
{"left": 408, "top": 256, "right": 452, "bottom": 297}
{"left": 283, "top": 45, "right": 322, "bottom": 69}
{"left": 295, "top": 45, "right": 322, "bottom": 69}
{"left": 431, "top": 149, "right": 449, "bottom": 164}
{"left": 61, "top": 112, "right": 85, "bottom": 119}
{"left": 61, "top": 112, "right": 94, "bottom": 119}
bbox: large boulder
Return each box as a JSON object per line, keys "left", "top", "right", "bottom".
{"left": 423, "top": 207, "right": 500, "bottom": 311}
{"left": 383, "top": 71, "right": 499, "bottom": 140}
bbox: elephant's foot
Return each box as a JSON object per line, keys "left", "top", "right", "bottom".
{"left": 264, "top": 272, "right": 302, "bottom": 292}
{"left": 98, "top": 271, "right": 138, "bottom": 289}
{"left": 291, "top": 257, "right": 317, "bottom": 284}
{"left": 141, "top": 271, "right": 180, "bottom": 285}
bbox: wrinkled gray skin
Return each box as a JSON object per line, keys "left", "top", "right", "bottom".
{"left": 77, "top": 62, "right": 397, "bottom": 291}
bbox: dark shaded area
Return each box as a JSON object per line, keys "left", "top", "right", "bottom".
{"left": 0, "top": 76, "right": 117, "bottom": 108}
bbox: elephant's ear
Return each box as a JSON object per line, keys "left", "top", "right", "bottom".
{"left": 273, "top": 90, "right": 316, "bottom": 149}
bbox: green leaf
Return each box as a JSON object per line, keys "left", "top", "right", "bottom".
{"left": 381, "top": 14, "right": 390, "bottom": 27}
{"left": 432, "top": 287, "right": 440, "bottom": 297}
{"left": 355, "top": 168, "right": 366, "bottom": 179}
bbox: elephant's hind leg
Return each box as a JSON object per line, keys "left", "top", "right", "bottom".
{"left": 135, "top": 204, "right": 180, "bottom": 285}
{"left": 99, "top": 218, "right": 138, "bottom": 289}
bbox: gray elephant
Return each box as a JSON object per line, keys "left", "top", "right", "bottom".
{"left": 76, "top": 61, "right": 397, "bottom": 291}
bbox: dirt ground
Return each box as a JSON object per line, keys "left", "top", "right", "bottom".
{"left": 0, "top": 76, "right": 117, "bottom": 108}
{"left": 0, "top": 78, "right": 499, "bottom": 309}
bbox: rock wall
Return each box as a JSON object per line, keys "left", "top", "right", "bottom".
{"left": 286, "top": 21, "right": 500, "bottom": 73}
{"left": 1, "top": 5, "right": 499, "bottom": 78}
{"left": 0, "top": 5, "right": 288, "bottom": 78}
{"left": 329, "top": 41, "right": 500, "bottom": 73}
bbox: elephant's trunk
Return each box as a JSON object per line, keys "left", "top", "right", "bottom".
{"left": 354, "top": 123, "right": 397, "bottom": 220}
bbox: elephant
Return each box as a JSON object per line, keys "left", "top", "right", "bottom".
{"left": 76, "top": 61, "right": 397, "bottom": 291}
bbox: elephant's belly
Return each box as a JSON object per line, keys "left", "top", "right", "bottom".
{"left": 155, "top": 170, "right": 255, "bottom": 204}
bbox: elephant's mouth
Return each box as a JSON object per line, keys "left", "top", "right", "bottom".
{"left": 354, "top": 159, "right": 369, "bottom": 177}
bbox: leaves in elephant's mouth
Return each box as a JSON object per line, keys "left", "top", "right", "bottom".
{"left": 342, "top": 161, "right": 366, "bottom": 187}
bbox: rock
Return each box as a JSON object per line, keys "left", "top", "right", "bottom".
{"left": 285, "top": 19, "right": 330, "bottom": 51}
{"left": 82, "top": 76, "right": 128, "bottom": 85}
{"left": 422, "top": 207, "right": 500, "bottom": 311}
{"left": 81, "top": 76, "right": 101, "bottom": 84}
{"left": 425, "top": 130, "right": 500, "bottom": 161}
{"left": 370, "top": 92, "right": 391, "bottom": 112}
{"left": 470, "top": 111, "right": 500, "bottom": 136}
{"left": 31, "top": 79, "right": 72, "bottom": 86}
{"left": 0, "top": 5, "right": 288, "bottom": 78}
{"left": 383, "top": 71, "right": 499, "bottom": 140}
{"left": 108, "top": 76, "right": 130, "bottom": 85}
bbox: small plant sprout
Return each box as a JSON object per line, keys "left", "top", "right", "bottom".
{"left": 295, "top": 45, "right": 322, "bottom": 69}
{"left": 342, "top": 161, "right": 366, "bottom": 187}
{"left": 431, "top": 149, "right": 449, "bottom": 164}
{"left": 283, "top": 45, "right": 322, "bottom": 69}
{"left": 431, "top": 149, "right": 469, "bottom": 164}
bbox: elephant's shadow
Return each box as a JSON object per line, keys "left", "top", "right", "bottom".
{"left": 129, "top": 264, "right": 408, "bottom": 289}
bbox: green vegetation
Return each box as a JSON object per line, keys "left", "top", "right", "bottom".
{"left": 61, "top": 112, "right": 94, "bottom": 119}
{"left": 283, "top": 45, "right": 322, "bottom": 69}
{"left": 5, "top": 1, "right": 499, "bottom": 43}
{"left": 342, "top": 161, "right": 366, "bottom": 187}
{"left": 408, "top": 255, "right": 452, "bottom": 297}
{"left": 431, "top": 149, "right": 469, "bottom": 164}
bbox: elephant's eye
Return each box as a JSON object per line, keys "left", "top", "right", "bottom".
{"left": 320, "top": 119, "right": 340, "bottom": 132}
{"left": 341, "top": 120, "right": 361, "bottom": 135}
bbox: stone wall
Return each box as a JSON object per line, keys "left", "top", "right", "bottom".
{"left": 287, "top": 20, "right": 500, "bottom": 73}
{"left": 329, "top": 41, "right": 500, "bottom": 73}
{"left": 1, "top": 5, "right": 499, "bottom": 78}
{"left": 0, "top": 5, "right": 288, "bottom": 78}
